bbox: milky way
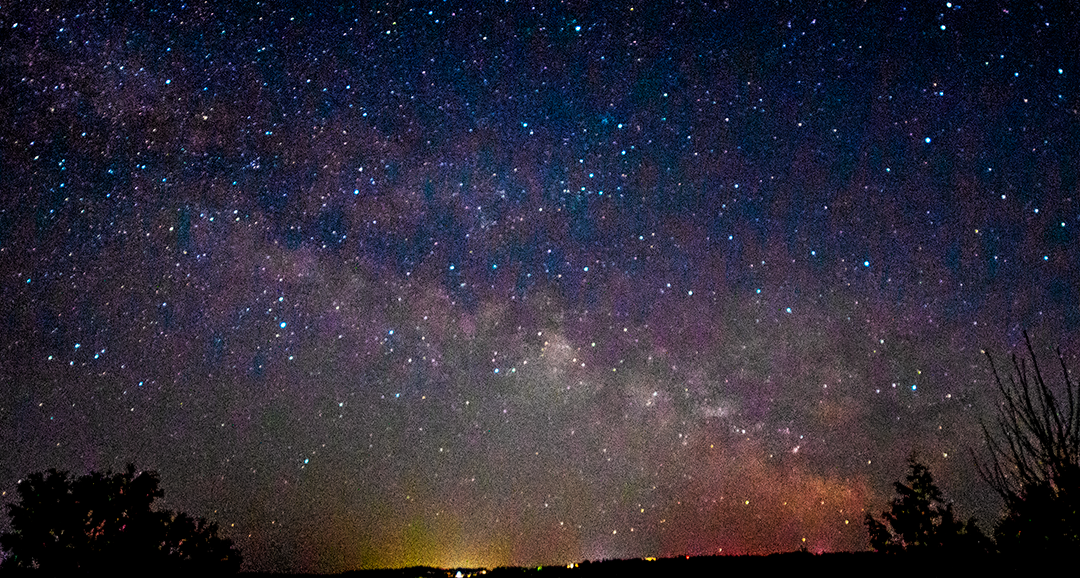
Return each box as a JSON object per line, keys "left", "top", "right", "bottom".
{"left": 1, "top": 1, "right": 1078, "bottom": 572}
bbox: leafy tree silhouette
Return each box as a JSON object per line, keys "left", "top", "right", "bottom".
{"left": 865, "top": 455, "right": 989, "bottom": 554}
{"left": 0, "top": 464, "right": 242, "bottom": 573}
{"left": 977, "top": 331, "right": 1080, "bottom": 555}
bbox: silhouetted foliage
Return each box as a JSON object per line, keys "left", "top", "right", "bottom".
{"left": 978, "top": 332, "right": 1080, "bottom": 554}
{"left": 0, "top": 464, "right": 242, "bottom": 573}
{"left": 865, "top": 455, "right": 989, "bottom": 554}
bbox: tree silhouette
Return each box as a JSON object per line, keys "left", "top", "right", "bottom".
{"left": 977, "top": 332, "right": 1080, "bottom": 554}
{"left": 0, "top": 464, "right": 242, "bottom": 573}
{"left": 865, "top": 455, "right": 989, "bottom": 554}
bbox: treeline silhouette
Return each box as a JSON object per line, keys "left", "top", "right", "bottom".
{"left": 0, "top": 464, "right": 241, "bottom": 574}
{"left": 866, "top": 332, "right": 1079, "bottom": 562}
{"left": 2, "top": 332, "right": 1076, "bottom": 572}
{"left": 248, "top": 551, "right": 1002, "bottom": 578}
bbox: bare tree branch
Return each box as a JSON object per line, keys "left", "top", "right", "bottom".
{"left": 975, "top": 331, "right": 1080, "bottom": 553}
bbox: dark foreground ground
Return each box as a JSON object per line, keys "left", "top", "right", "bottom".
{"left": 241, "top": 551, "right": 1051, "bottom": 577}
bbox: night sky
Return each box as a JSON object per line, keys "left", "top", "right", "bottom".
{"left": 2, "top": 1, "right": 1079, "bottom": 573}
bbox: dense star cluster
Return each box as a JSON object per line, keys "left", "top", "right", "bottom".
{"left": 1, "top": 1, "right": 1077, "bottom": 573}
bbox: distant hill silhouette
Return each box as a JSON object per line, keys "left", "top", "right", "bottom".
{"left": 242, "top": 550, "right": 1023, "bottom": 578}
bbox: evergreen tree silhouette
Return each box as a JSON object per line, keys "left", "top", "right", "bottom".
{"left": 865, "top": 455, "right": 989, "bottom": 554}
{"left": 0, "top": 464, "right": 242, "bottom": 573}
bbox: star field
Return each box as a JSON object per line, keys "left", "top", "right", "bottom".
{"left": 1, "top": 1, "right": 1078, "bottom": 573}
